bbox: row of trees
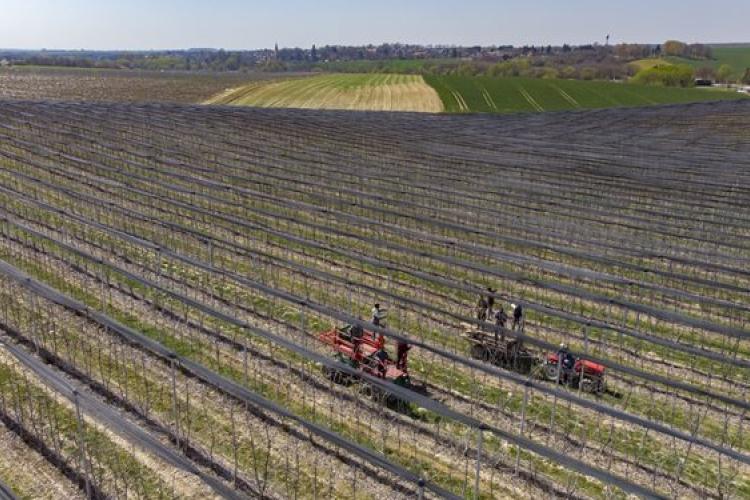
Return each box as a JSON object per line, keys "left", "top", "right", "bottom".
{"left": 351, "top": 58, "right": 748, "bottom": 87}
{"left": 696, "top": 64, "right": 741, "bottom": 84}
{"left": 3, "top": 50, "right": 274, "bottom": 72}
{"left": 5, "top": 42, "right": 749, "bottom": 87}
{"left": 446, "top": 59, "right": 622, "bottom": 81}
{"left": 662, "top": 41, "right": 714, "bottom": 59}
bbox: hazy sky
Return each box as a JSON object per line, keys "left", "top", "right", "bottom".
{"left": 2, "top": 0, "right": 748, "bottom": 50}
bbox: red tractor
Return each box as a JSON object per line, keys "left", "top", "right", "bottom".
{"left": 317, "top": 324, "right": 412, "bottom": 402}
{"left": 542, "top": 351, "right": 606, "bottom": 394}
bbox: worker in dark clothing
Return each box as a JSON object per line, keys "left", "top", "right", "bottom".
{"left": 494, "top": 306, "right": 508, "bottom": 328}
{"left": 476, "top": 296, "right": 488, "bottom": 321}
{"left": 557, "top": 343, "right": 576, "bottom": 383}
{"left": 350, "top": 322, "right": 364, "bottom": 358}
{"left": 512, "top": 303, "right": 524, "bottom": 331}
{"left": 373, "top": 346, "right": 390, "bottom": 378}
{"left": 396, "top": 340, "right": 411, "bottom": 371}
{"left": 486, "top": 287, "right": 496, "bottom": 320}
{"left": 558, "top": 344, "right": 575, "bottom": 369}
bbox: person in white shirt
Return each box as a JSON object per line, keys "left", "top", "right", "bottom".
{"left": 371, "top": 303, "right": 386, "bottom": 327}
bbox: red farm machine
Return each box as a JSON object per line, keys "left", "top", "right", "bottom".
{"left": 541, "top": 353, "right": 606, "bottom": 394}
{"left": 463, "top": 324, "right": 606, "bottom": 394}
{"left": 317, "top": 324, "right": 415, "bottom": 403}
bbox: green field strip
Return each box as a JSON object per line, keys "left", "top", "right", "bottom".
{"left": 422, "top": 76, "right": 747, "bottom": 114}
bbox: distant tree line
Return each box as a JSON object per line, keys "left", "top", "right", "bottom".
{"left": 662, "top": 41, "right": 713, "bottom": 59}
{"left": 310, "top": 41, "right": 724, "bottom": 87}
{"left": 3, "top": 41, "right": 747, "bottom": 87}
{"left": 2, "top": 49, "right": 280, "bottom": 72}
{"left": 0, "top": 43, "right": 627, "bottom": 75}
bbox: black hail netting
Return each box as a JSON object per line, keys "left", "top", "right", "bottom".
{"left": 0, "top": 479, "right": 19, "bottom": 500}
{"left": 1, "top": 99, "right": 750, "bottom": 499}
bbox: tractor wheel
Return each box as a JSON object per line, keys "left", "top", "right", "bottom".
{"left": 579, "top": 378, "right": 596, "bottom": 393}
{"left": 391, "top": 395, "right": 407, "bottom": 412}
{"left": 518, "top": 357, "right": 534, "bottom": 374}
{"left": 361, "top": 383, "right": 384, "bottom": 402}
{"left": 330, "top": 370, "right": 346, "bottom": 384}
{"left": 470, "top": 344, "right": 486, "bottom": 360}
{"left": 543, "top": 362, "right": 560, "bottom": 381}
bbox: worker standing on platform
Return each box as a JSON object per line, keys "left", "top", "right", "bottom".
{"left": 486, "top": 287, "right": 496, "bottom": 320}
{"left": 372, "top": 303, "right": 386, "bottom": 327}
{"left": 476, "top": 295, "right": 488, "bottom": 321}
{"left": 494, "top": 306, "right": 508, "bottom": 328}
{"left": 374, "top": 346, "right": 390, "bottom": 378}
{"left": 350, "top": 321, "right": 364, "bottom": 358}
{"left": 512, "top": 303, "right": 524, "bottom": 331}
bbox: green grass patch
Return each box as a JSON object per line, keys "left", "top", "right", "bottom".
{"left": 424, "top": 75, "right": 747, "bottom": 114}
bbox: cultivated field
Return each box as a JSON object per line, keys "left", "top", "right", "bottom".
{"left": 0, "top": 67, "right": 301, "bottom": 103}
{"left": 1, "top": 99, "right": 750, "bottom": 500}
{"left": 2, "top": 68, "right": 742, "bottom": 114}
{"left": 424, "top": 75, "right": 747, "bottom": 113}
{"left": 206, "top": 74, "right": 445, "bottom": 112}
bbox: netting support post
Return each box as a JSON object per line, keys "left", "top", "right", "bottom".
{"left": 550, "top": 356, "right": 562, "bottom": 442}
{"left": 99, "top": 262, "right": 107, "bottom": 314}
{"left": 243, "top": 336, "right": 249, "bottom": 386}
{"left": 583, "top": 323, "right": 589, "bottom": 355}
{"left": 516, "top": 382, "right": 530, "bottom": 473}
{"left": 74, "top": 390, "right": 92, "bottom": 500}
{"left": 348, "top": 282, "right": 353, "bottom": 317}
{"left": 170, "top": 354, "right": 181, "bottom": 448}
{"left": 157, "top": 248, "right": 163, "bottom": 280}
{"left": 474, "top": 426, "right": 485, "bottom": 500}
{"left": 155, "top": 248, "right": 163, "bottom": 311}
